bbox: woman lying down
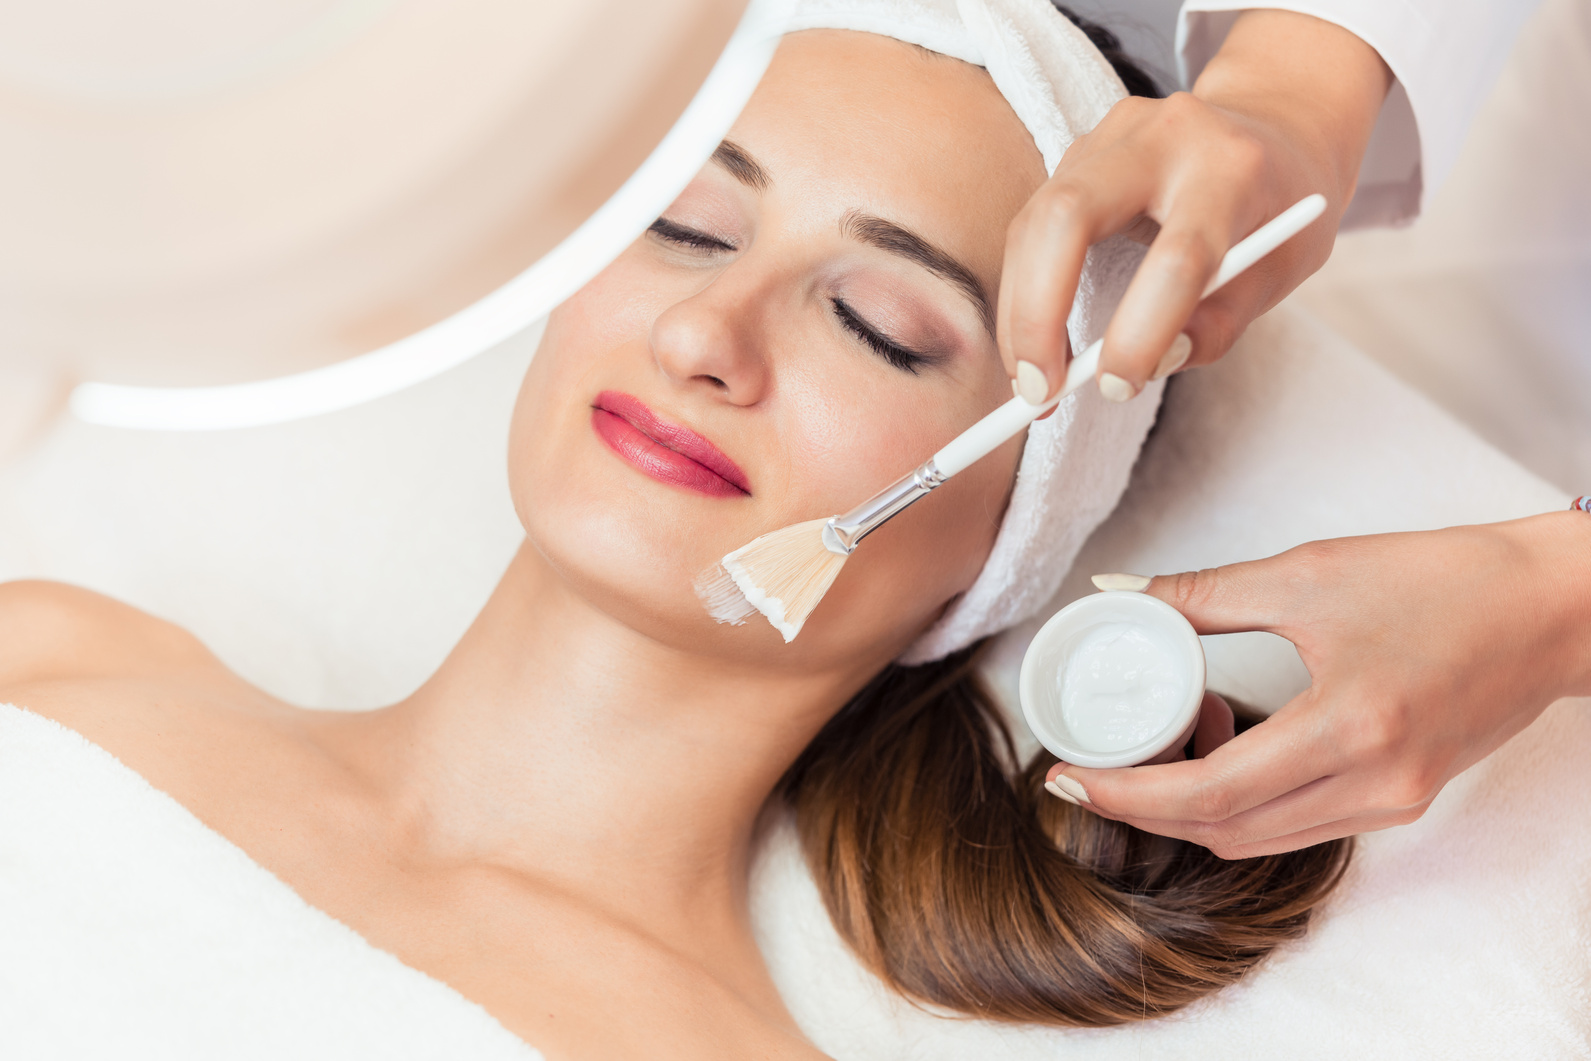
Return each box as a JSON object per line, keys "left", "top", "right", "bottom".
{"left": 0, "top": 3, "right": 1349, "bottom": 1058}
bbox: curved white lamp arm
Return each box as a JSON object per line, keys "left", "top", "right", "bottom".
{"left": 70, "top": 0, "right": 791, "bottom": 432}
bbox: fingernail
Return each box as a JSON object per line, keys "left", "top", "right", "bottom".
{"left": 1044, "top": 779, "right": 1081, "bottom": 806}
{"left": 1097, "top": 372, "right": 1137, "bottom": 403}
{"left": 1150, "top": 332, "right": 1193, "bottom": 381}
{"left": 1014, "top": 360, "right": 1049, "bottom": 405}
{"left": 1051, "top": 773, "right": 1091, "bottom": 804}
{"left": 1091, "top": 572, "right": 1152, "bottom": 592}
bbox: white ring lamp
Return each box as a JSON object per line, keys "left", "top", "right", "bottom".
{"left": 67, "top": 0, "right": 789, "bottom": 432}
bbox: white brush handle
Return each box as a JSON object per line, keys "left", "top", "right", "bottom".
{"left": 1202, "top": 193, "right": 1325, "bottom": 297}
{"left": 932, "top": 193, "right": 1326, "bottom": 479}
{"left": 932, "top": 341, "right": 1100, "bottom": 476}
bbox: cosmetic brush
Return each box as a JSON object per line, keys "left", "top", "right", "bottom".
{"left": 697, "top": 193, "right": 1328, "bottom": 642}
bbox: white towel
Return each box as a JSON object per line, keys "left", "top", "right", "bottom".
{"left": 0, "top": 703, "right": 539, "bottom": 1061}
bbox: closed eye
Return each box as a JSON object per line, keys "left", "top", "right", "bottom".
{"left": 831, "top": 298, "right": 933, "bottom": 375}
{"left": 648, "top": 217, "right": 737, "bottom": 252}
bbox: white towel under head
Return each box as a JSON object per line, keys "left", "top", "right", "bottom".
{"left": 785, "top": 0, "right": 1162, "bottom": 663}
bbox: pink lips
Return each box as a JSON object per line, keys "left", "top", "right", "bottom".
{"left": 591, "top": 391, "right": 751, "bottom": 498}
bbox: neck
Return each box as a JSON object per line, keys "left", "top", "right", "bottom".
{"left": 348, "top": 541, "right": 870, "bottom": 936}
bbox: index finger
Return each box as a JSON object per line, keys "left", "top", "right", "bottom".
{"left": 997, "top": 141, "right": 1162, "bottom": 401}
{"left": 1046, "top": 694, "right": 1336, "bottom": 824}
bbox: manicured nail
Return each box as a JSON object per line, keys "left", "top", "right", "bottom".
{"left": 1014, "top": 360, "right": 1049, "bottom": 405}
{"left": 1097, "top": 372, "right": 1137, "bottom": 403}
{"left": 1051, "top": 773, "right": 1091, "bottom": 804}
{"left": 1044, "top": 779, "right": 1080, "bottom": 806}
{"left": 1092, "top": 572, "right": 1152, "bottom": 592}
{"left": 1151, "top": 332, "right": 1193, "bottom": 381}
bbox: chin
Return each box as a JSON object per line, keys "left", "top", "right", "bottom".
{"left": 520, "top": 458, "right": 688, "bottom": 612}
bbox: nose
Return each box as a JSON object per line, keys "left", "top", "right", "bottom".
{"left": 649, "top": 270, "right": 772, "bottom": 406}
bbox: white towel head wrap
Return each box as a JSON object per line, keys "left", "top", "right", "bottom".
{"left": 782, "top": 0, "right": 1164, "bottom": 663}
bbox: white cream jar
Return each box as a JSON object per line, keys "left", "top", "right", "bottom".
{"left": 1019, "top": 591, "right": 1205, "bottom": 769}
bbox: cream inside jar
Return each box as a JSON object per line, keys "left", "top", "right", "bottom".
{"left": 1019, "top": 591, "right": 1205, "bottom": 769}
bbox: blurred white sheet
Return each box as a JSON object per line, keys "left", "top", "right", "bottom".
{"left": 1297, "top": 0, "right": 1591, "bottom": 492}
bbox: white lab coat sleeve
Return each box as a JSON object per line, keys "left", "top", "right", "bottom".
{"left": 1177, "top": 1, "right": 1541, "bottom": 229}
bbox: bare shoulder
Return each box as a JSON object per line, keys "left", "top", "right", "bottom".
{"left": 0, "top": 580, "right": 290, "bottom": 797}
{"left": 0, "top": 580, "right": 218, "bottom": 691}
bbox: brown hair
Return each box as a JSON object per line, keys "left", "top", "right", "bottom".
{"left": 779, "top": 644, "right": 1351, "bottom": 1026}
{"left": 1053, "top": 3, "right": 1164, "bottom": 100}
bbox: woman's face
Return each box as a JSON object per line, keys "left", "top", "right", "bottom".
{"left": 509, "top": 30, "right": 1046, "bottom": 674}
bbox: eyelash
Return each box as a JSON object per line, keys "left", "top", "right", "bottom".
{"left": 648, "top": 217, "right": 735, "bottom": 252}
{"left": 831, "top": 298, "right": 929, "bottom": 375}
{"left": 649, "top": 217, "right": 930, "bottom": 375}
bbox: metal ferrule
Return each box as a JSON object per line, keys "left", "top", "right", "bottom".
{"left": 821, "top": 458, "right": 948, "bottom": 555}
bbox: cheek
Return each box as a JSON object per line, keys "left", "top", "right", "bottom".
{"left": 540, "top": 254, "right": 678, "bottom": 371}
{"left": 769, "top": 350, "right": 994, "bottom": 504}
{"left": 509, "top": 252, "right": 691, "bottom": 499}
{"left": 508, "top": 266, "right": 645, "bottom": 547}
{"left": 805, "top": 435, "right": 1019, "bottom": 648}
{"left": 768, "top": 355, "right": 1020, "bottom": 650}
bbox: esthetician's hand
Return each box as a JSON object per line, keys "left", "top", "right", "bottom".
{"left": 999, "top": 9, "right": 1391, "bottom": 406}
{"left": 1045, "top": 513, "right": 1591, "bottom": 858}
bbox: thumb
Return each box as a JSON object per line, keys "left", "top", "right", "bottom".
{"left": 1098, "top": 555, "right": 1299, "bottom": 636}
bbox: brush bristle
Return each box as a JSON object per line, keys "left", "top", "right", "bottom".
{"left": 710, "top": 518, "right": 848, "bottom": 642}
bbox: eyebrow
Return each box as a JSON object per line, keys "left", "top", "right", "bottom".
{"left": 710, "top": 140, "right": 770, "bottom": 191}
{"left": 841, "top": 211, "right": 995, "bottom": 336}
{"left": 709, "top": 140, "right": 994, "bottom": 337}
